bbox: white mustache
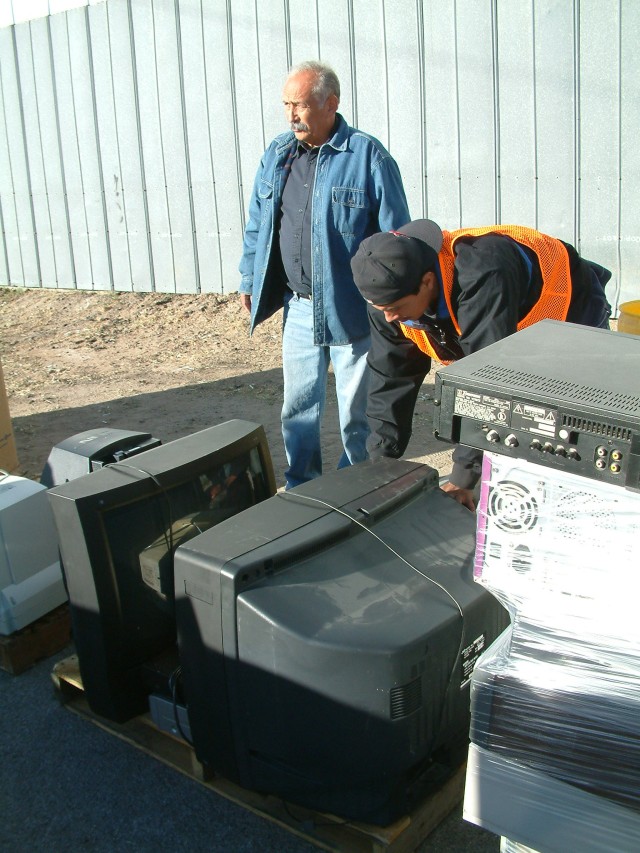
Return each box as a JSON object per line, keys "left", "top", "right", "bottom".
{"left": 290, "top": 121, "right": 309, "bottom": 131}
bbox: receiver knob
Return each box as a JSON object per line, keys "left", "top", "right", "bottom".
{"left": 504, "top": 434, "right": 519, "bottom": 448}
{"left": 486, "top": 430, "right": 500, "bottom": 443}
{"left": 542, "top": 442, "right": 554, "bottom": 453}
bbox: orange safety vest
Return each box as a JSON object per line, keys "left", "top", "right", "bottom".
{"left": 400, "top": 225, "right": 572, "bottom": 364}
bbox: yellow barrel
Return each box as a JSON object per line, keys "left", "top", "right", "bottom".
{"left": 617, "top": 300, "right": 640, "bottom": 335}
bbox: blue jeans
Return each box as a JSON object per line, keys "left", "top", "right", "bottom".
{"left": 281, "top": 294, "right": 370, "bottom": 489}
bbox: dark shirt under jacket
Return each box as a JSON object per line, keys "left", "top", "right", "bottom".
{"left": 279, "top": 144, "right": 319, "bottom": 297}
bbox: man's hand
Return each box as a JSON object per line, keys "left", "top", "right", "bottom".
{"left": 240, "top": 293, "right": 251, "bottom": 313}
{"left": 441, "top": 480, "right": 476, "bottom": 512}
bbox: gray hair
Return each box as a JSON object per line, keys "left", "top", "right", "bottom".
{"left": 288, "top": 61, "right": 340, "bottom": 104}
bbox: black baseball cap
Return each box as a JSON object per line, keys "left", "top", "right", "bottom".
{"left": 351, "top": 219, "right": 443, "bottom": 305}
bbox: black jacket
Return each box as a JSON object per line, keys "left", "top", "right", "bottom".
{"left": 366, "top": 233, "right": 611, "bottom": 489}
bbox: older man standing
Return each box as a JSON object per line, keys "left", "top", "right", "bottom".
{"left": 239, "top": 61, "right": 409, "bottom": 489}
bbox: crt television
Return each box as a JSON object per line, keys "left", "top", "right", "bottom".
{"left": 0, "top": 474, "right": 66, "bottom": 634}
{"left": 47, "top": 420, "right": 276, "bottom": 723}
{"left": 40, "top": 427, "right": 162, "bottom": 488}
{"left": 175, "top": 458, "right": 510, "bottom": 825}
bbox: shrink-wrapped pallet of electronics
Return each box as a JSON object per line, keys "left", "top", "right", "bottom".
{"left": 463, "top": 451, "right": 640, "bottom": 853}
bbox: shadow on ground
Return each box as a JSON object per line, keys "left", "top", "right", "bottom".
{"left": 12, "top": 369, "right": 449, "bottom": 486}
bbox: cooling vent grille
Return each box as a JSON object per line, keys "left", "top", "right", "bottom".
{"left": 487, "top": 480, "right": 615, "bottom": 541}
{"left": 553, "top": 487, "right": 615, "bottom": 541}
{"left": 390, "top": 676, "right": 422, "bottom": 720}
{"left": 472, "top": 365, "right": 640, "bottom": 414}
{"left": 561, "top": 416, "right": 632, "bottom": 440}
{"left": 488, "top": 481, "right": 539, "bottom": 533}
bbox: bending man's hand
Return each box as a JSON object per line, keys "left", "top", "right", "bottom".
{"left": 441, "top": 480, "right": 476, "bottom": 512}
{"left": 240, "top": 293, "right": 251, "bottom": 313}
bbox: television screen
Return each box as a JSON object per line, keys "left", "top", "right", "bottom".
{"left": 47, "top": 420, "right": 276, "bottom": 722}
{"left": 175, "top": 458, "right": 510, "bottom": 824}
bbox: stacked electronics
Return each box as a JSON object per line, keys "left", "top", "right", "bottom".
{"left": 432, "top": 321, "right": 640, "bottom": 853}
{"left": 48, "top": 418, "right": 510, "bottom": 825}
{"left": 0, "top": 429, "right": 163, "bottom": 643}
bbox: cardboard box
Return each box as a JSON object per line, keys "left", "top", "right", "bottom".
{"left": 0, "top": 357, "right": 18, "bottom": 473}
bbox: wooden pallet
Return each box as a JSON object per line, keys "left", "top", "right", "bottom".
{"left": 52, "top": 654, "right": 466, "bottom": 853}
{"left": 0, "top": 604, "right": 72, "bottom": 674}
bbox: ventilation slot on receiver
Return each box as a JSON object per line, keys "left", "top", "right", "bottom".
{"left": 472, "top": 364, "right": 640, "bottom": 413}
{"left": 561, "top": 416, "right": 632, "bottom": 441}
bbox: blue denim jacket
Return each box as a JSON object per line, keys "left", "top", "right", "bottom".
{"left": 239, "top": 114, "right": 410, "bottom": 345}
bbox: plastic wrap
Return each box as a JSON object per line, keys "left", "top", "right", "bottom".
{"left": 463, "top": 451, "right": 640, "bottom": 852}
{"left": 500, "top": 839, "right": 540, "bottom": 853}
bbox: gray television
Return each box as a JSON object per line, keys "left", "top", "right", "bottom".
{"left": 175, "top": 458, "right": 510, "bottom": 825}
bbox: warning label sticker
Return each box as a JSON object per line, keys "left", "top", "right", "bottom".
{"left": 453, "top": 389, "right": 511, "bottom": 423}
{"left": 511, "top": 400, "right": 558, "bottom": 437}
{"left": 461, "top": 634, "right": 486, "bottom": 689}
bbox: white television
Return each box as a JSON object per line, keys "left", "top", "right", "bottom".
{"left": 0, "top": 474, "right": 66, "bottom": 634}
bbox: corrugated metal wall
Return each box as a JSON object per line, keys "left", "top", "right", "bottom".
{"left": 0, "top": 0, "right": 638, "bottom": 312}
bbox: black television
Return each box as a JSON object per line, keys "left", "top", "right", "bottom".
{"left": 175, "top": 458, "right": 510, "bottom": 825}
{"left": 47, "top": 420, "right": 276, "bottom": 723}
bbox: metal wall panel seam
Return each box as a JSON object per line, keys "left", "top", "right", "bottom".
{"left": 346, "top": 0, "right": 357, "bottom": 128}
{"left": 148, "top": 0, "right": 178, "bottom": 292}
{"left": 0, "top": 61, "right": 25, "bottom": 283}
{"left": 380, "top": 0, "right": 391, "bottom": 153}
{"left": 9, "top": 25, "right": 42, "bottom": 286}
{"left": 531, "top": 0, "right": 539, "bottom": 229}
{"left": 174, "top": 0, "right": 200, "bottom": 294}
{"left": 313, "top": 0, "right": 321, "bottom": 59}
{"left": 491, "top": 0, "right": 500, "bottom": 224}
{"left": 27, "top": 22, "right": 61, "bottom": 286}
{"left": 102, "top": 1, "right": 135, "bottom": 290}
{"left": 198, "top": 0, "right": 223, "bottom": 293}
{"left": 126, "top": 0, "right": 155, "bottom": 291}
{"left": 283, "top": 0, "right": 292, "bottom": 68}
{"left": 0, "top": 197, "right": 9, "bottom": 284}
{"left": 47, "top": 14, "right": 78, "bottom": 288}
{"left": 616, "top": 0, "right": 623, "bottom": 303}
{"left": 84, "top": 5, "right": 114, "bottom": 290}
{"left": 573, "top": 0, "right": 580, "bottom": 250}
{"left": 252, "top": 0, "right": 267, "bottom": 155}
{"left": 416, "top": 0, "right": 427, "bottom": 216}
{"left": 60, "top": 13, "right": 94, "bottom": 289}
{"left": 226, "top": 0, "right": 246, "bottom": 234}
{"left": 453, "top": 0, "right": 463, "bottom": 223}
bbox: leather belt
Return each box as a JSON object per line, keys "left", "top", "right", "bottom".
{"left": 294, "top": 292, "right": 311, "bottom": 300}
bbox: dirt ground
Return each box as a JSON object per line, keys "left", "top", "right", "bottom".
{"left": 0, "top": 287, "right": 452, "bottom": 486}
